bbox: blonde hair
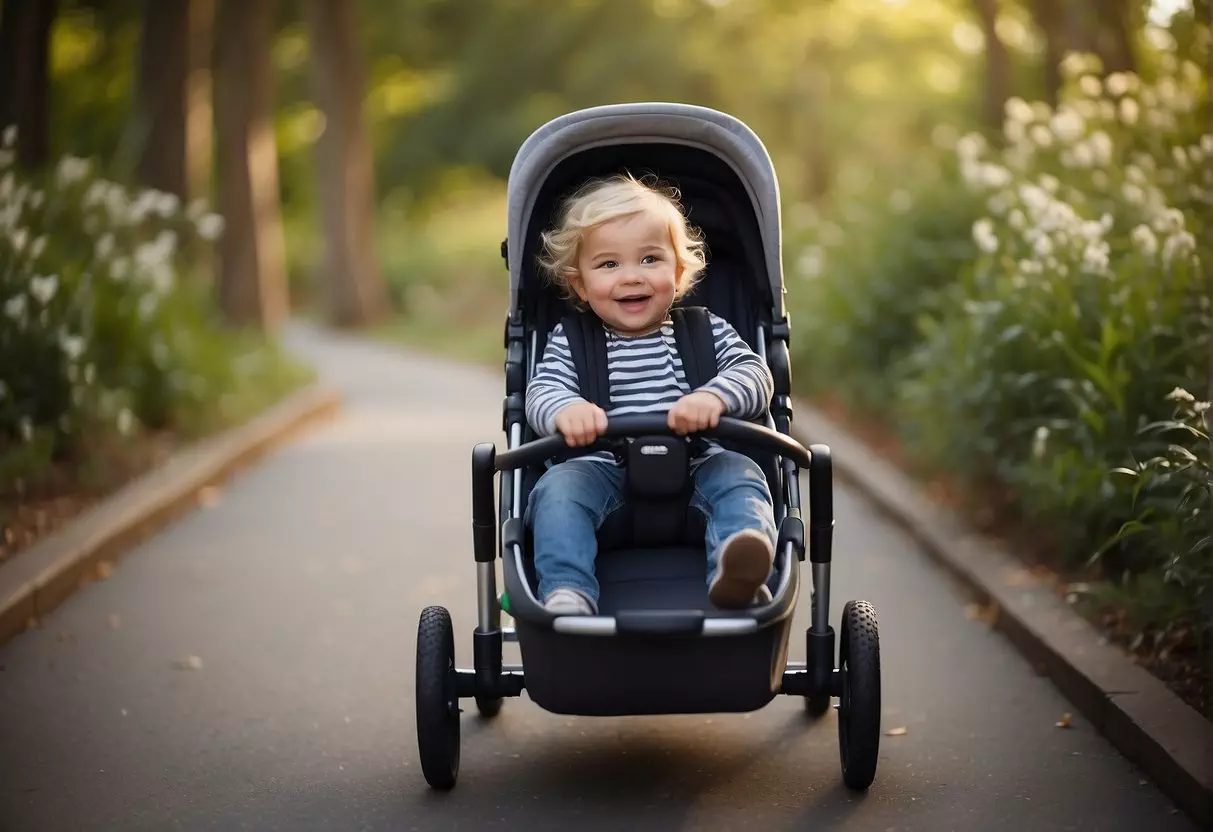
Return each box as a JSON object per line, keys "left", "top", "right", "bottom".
{"left": 538, "top": 172, "right": 707, "bottom": 305}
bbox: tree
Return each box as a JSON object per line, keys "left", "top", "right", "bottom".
{"left": 974, "top": 0, "right": 1010, "bottom": 134}
{"left": 0, "top": 0, "right": 59, "bottom": 170}
{"left": 133, "top": 0, "right": 214, "bottom": 201}
{"left": 213, "top": 0, "right": 289, "bottom": 331}
{"left": 305, "top": 0, "right": 388, "bottom": 328}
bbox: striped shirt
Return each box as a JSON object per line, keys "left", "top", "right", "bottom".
{"left": 525, "top": 312, "right": 774, "bottom": 462}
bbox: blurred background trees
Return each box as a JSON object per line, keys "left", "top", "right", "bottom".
{"left": 0, "top": 0, "right": 1209, "bottom": 707}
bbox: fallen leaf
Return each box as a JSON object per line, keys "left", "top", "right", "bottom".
{"left": 174, "top": 655, "right": 203, "bottom": 671}
{"left": 964, "top": 602, "right": 999, "bottom": 624}
{"left": 886, "top": 726, "right": 908, "bottom": 736}
{"left": 1055, "top": 712, "right": 1072, "bottom": 728}
{"left": 197, "top": 486, "right": 223, "bottom": 508}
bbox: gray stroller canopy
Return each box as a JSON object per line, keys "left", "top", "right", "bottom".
{"left": 505, "top": 103, "right": 785, "bottom": 319}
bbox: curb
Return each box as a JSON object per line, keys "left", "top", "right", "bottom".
{"left": 789, "top": 398, "right": 1212, "bottom": 827}
{"left": 0, "top": 382, "right": 342, "bottom": 649}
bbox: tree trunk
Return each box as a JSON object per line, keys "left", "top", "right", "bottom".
{"left": 135, "top": 0, "right": 214, "bottom": 201}
{"left": 1093, "top": 0, "right": 1137, "bottom": 74}
{"left": 213, "top": 0, "right": 288, "bottom": 332}
{"left": 305, "top": 0, "right": 387, "bottom": 328}
{"left": 0, "top": 0, "right": 58, "bottom": 171}
{"left": 974, "top": 0, "right": 1010, "bottom": 136}
{"left": 1026, "top": 0, "right": 1065, "bottom": 105}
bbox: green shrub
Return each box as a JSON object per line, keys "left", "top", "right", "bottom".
{"left": 0, "top": 127, "right": 307, "bottom": 483}
{"left": 784, "top": 150, "right": 984, "bottom": 412}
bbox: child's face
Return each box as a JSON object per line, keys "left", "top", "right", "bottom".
{"left": 572, "top": 210, "right": 681, "bottom": 336}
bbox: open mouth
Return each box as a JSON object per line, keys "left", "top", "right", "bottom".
{"left": 615, "top": 294, "right": 652, "bottom": 312}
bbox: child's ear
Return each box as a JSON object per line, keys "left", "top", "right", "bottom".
{"left": 568, "top": 273, "right": 588, "bottom": 302}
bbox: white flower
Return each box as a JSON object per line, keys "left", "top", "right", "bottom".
{"left": 186, "top": 198, "right": 209, "bottom": 221}
{"left": 1032, "top": 425, "right": 1049, "bottom": 460}
{"left": 1105, "top": 72, "right": 1133, "bottom": 97}
{"left": 797, "top": 246, "right": 823, "bottom": 279}
{"left": 1050, "top": 109, "right": 1085, "bottom": 143}
{"left": 1033, "top": 234, "right": 1054, "bottom": 258}
{"left": 95, "top": 232, "right": 115, "bottom": 260}
{"left": 29, "top": 235, "right": 46, "bottom": 259}
{"left": 0, "top": 149, "right": 13, "bottom": 168}
{"left": 889, "top": 190, "right": 913, "bottom": 213}
{"left": 1079, "top": 75, "right": 1102, "bottom": 97}
{"left": 956, "top": 132, "right": 987, "bottom": 162}
{"left": 972, "top": 217, "right": 999, "bottom": 254}
{"left": 1195, "top": 401, "right": 1211, "bottom": 415}
{"left": 109, "top": 256, "right": 130, "bottom": 281}
{"left": 1113, "top": 96, "right": 1139, "bottom": 127}
{"left": 156, "top": 192, "right": 180, "bottom": 218}
{"left": 196, "top": 213, "right": 224, "bottom": 242}
{"left": 1122, "top": 182, "right": 1144, "bottom": 205}
{"left": 1079, "top": 220, "right": 1105, "bottom": 242}
{"left": 28, "top": 274, "right": 58, "bottom": 304}
{"left": 117, "top": 408, "right": 135, "bottom": 436}
{"left": 4, "top": 294, "right": 26, "bottom": 320}
{"left": 1008, "top": 209, "right": 1026, "bottom": 230}
{"left": 19, "top": 417, "right": 33, "bottom": 443}
{"left": 1029, "top": 124, "right": 1053, "bottom": 148}
{"left": 1167, "top": 387, "right": 1195, "bottom": 403}
{"left": 1, "top": 125, "right": 15, "bottom": 147}
{"left": 1202, "top": 135, "right": 1213, "bottom": 155}
{"left": 1081, "top": 240, "right": 1110, "bottom": 274}
{"left": 1004, "top": 97, "right": 1034, "bottom": 124}
{"left": 55, "top": 155, "right": 91, "bottom": 188}
{"left": 1155, "top": 208, "right": 1185, "bottom": 235}
{"left": 59, "top": 332, "right": 85, "bottom": 361}
{"left": 1088, "top": 131, "right": 1113, "bottom": 166}
{"left": 1161, "top": 230, "right": 1196, "bottom": 265}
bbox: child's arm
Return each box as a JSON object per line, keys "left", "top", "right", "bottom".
{"left": 525, "top": 323, "right": 593, "bottom": 437}
{"left": 695, "top": 313, "right": 775, "bottom": 420}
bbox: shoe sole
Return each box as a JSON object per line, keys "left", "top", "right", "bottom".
{"left": 709, "top": 531, "right": 772, "bottom": 609}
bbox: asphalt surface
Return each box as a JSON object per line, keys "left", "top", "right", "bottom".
{"left": 0, "top": 323, "right": 1196, "bottom": 831}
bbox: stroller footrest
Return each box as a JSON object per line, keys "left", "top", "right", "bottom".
{"left": 615, "top": 609, "right": 705, "bottom": 637}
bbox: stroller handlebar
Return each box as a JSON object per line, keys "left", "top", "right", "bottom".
{"left": 493, "top": 414, "right": 811, "bottom": 472}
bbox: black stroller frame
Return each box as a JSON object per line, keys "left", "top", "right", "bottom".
{"left": 415, "top": 103, "right": 882, "bottom": 793}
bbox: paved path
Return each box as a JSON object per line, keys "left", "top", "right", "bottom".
{"left": 0, "top": 324, "right": 1196, "bottom": 831}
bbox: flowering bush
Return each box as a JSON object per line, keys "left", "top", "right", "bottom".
{"left": 784, "top": 29, "right": 1211, "bottom": 667}
{"left": 897, "top": 46, "right": 1209, "bottom": 572}
{"left": 0, "top": 125, "right": 249, "bottom": 479}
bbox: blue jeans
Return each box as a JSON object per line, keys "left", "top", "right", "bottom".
{"left": 524, "top": 450, "right": 778, "bottom": 606}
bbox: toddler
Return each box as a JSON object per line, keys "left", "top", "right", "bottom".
{"left": 525, "top": 173, "right": 777, "bottom": 615}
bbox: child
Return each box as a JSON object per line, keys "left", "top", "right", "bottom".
{"left": 524, "top": 172, "right": 777, "bottom": 616}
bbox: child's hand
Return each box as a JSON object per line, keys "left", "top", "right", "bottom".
{"left": 668, "top": 391, "right": 726, "bottom": 435}
{"left": 555, "top": 402, "right": 609, "bottom": 447}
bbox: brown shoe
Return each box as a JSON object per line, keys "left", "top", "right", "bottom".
{"left": 708, "top": 529, "right": 774, "bottom": 609}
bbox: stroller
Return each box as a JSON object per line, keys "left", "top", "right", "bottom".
{"left": 414, "top": 103, "right": 882, "bottom": 792}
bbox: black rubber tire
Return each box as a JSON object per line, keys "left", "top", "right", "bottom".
{"left": 416, "top": 605, "right": 460, "bottom": 790}
{"left": 805, "top": 692, "right": 832, "bottom": 717}
{"left": 475, "top": 696, "right": 503, "bottom": 718}
{"left": 838, "top": 599, "right": 881, "bottom": 790}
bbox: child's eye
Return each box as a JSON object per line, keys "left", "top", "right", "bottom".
{"left": 596, "top": 259, "right": 617, "bottom": 269}
{"left": 642, "top": 255, "right": 660, "bottom": 264}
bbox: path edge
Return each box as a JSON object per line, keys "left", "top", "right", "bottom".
{"left": 0, "top": 382, "right": 342, "bottom": 648}
{"left": 789, "top": 398, "right": 1211, "bottom": 826}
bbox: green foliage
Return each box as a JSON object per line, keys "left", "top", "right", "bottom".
{"left": 786, "top": 27, "right": 1212, "bottom": 640}
{"left": 0, "top": 133, "right": 310, "bottom": 485}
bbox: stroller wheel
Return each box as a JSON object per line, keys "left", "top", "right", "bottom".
{"left": 416, "top": 605, "right": 460, "bottom": 790}
{"left": 475, "top": 696, "right": 503, "bottom": 718}
{"left": 837, "top": 599, "right": 881, "bottom": 790}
